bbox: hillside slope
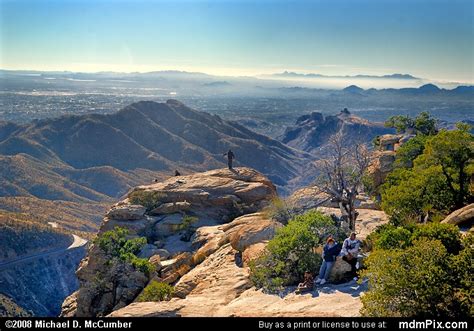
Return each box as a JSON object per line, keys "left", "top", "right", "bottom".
{"left": 280, "top": 109, "right": 393, "bottom": 154}
{"left": 0, "top": 100, "right": 314, "bottom": 204}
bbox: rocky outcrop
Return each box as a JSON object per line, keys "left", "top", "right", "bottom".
{"left": 316, "top": 207, "right": 388, "bottom": 240}
{"left": 368, "top": 133, "right": 415, "bottom": 189}
{"left": 288, "top": 187, "right": 379, "bottom": 213}
{"left": 105, "top": 205, "right": 146, "bottom": 220}
{"left": 107, "top": 205, "right": 384, "bottom": 317}
{"left": 223, "top": 213, "right": 283, "bottom": 252}
{"left": 279, "top": 110, "right": 393, "bottom": 155}
{"left": 63, "top": 167, "right": 390, "bottom": 318}
{"left": 368, "top": 151, "right": 396, "bottom": 189}
{"left": 108, "top": 240, "right": 366, "bottom": 317}
{"left": 377, "top": 133, "right": 415, "bottom": 152}
{"left": 62, "top": 167, "right": 277, "bottom": 317}
{"left": 442, "top": 204, "right": 474, "bottom": 230}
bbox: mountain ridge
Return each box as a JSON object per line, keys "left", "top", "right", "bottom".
{"left": 0, "top": 100, "right": 315, "bottom": 207}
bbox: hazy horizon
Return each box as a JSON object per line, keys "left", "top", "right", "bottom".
{"left": 1, "top": 0, "right": 473, "bottom": 83}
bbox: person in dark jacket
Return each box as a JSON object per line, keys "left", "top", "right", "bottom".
{"left": 315, "top": 237, "right": 341, "bottom": 285}
{"left": 223, "top": 149, "right": 235, "bottom": 169}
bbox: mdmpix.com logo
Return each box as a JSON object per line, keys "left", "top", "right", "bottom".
{"left": 399, "top": 320, "right": 469, "bottom": 329}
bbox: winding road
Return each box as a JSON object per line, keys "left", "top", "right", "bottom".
{"left": 0, "top": 235, "right": 88, "bottom": 271}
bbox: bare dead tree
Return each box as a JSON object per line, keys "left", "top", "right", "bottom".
{"left": 314, "top": 132, "right": 371, "bottom": 231}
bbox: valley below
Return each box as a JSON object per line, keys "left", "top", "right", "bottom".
{"left": 0, "top": 95, "right": 472, "bottom": 317}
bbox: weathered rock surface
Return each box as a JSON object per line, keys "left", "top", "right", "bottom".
{"left": 63, "top": 167, "right": 277, "bottom": 317}
{"left": 109, "top": 242, "right": 366, "bottom": 317}
{"left": 105, "top": 205, "right": 146, "bottom": 221}
{"left": 441, "top": 204, "right": 474, "bottom": 228}
{"left": 368, "top": 151, "right": 396, "bottom": 188}
{"left": 328, "top": 258, "right": 355, "bottom": 283}
{"left": 64, "top": 167, "right": 388, "bottom": 318}
{"left": 317, "top": 207, "right": 388, "bottom": 240}
{"left": 242, "top": 242, "right": 268, "bottom": 267}
{"left": 69, "top": 244, "right": 150, "bottom": 317}
{"left": 150, "top": 202, "right": 191, "bottom": 215}
{"left": 288, "top": 187, "right": 379, "bottom": 213}
{"left": 368, "top": 132, "right": 415, "bottom": 189}
{"left": 108, "top": 205, "right": 384, "bottom": 317}
{"left": 223, "top": 213, "right": 283, "bottom": 252}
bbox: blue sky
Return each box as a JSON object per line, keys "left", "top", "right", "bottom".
{"left": 1, "top": 0, "right": 473, "bottom": 82}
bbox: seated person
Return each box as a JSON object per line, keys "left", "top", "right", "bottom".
{"left": 341, "top": 232, "right": 361, "bottom": 281}
{"left": 315, "top": 237, "right": 341, "bottom": 285}
{"left": 296, "top": 271, "right": 314, "bottom": 293}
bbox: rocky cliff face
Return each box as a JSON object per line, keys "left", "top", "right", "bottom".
{"left": 63, "top": 167, "right": 279, "bottom": 317}
{"left": 63, "top": 167, "right": 388, "bottom": 317}
{"left": 280, "top": 110, "right": 393, "bottom": 155}
{"left": 367, "top": 133, "right": 415, "bottom": 190}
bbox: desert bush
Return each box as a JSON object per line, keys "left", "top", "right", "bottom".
{"left": 361, "top": 239, "right": 451, "bottom": 317}
{"left": 177, "top": 214, "right": 199, "bottom": 231}
{"left": 364, "top": 222, "right": 461, "bottom": 253}
{"left": 361, "top": 229, "right": 472, "bottom": 317}
{"left": 128, "top": 190, "right": 166, "bottom": 211}
{"left": 263, "top": 197, "right": 295, "bottom": 223}
{"left": 412, "top": 222, "right": 462, "bottom": 254}
{"left": 374, "top": 226, "right": 412, "bottom": 250}
{"left": 137, "top": 281, "right": 174, "bottom": 302}
{"left": 95, "top": 227, "right": 155, "bottom": 275}
{"left": 249, "top": 210, "right": 346, "bottom": 292}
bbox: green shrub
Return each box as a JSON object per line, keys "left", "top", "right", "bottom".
{"left": 177, "top": 215, "right": 199, "bottom": 231}
{"left": 361, "top": 239, "right": 452, "bottom": 317}
{"left": 412, "top": 222, "right": 462, "bottom": 254}
{"left": 449, "top": 233, "right": 474, "bottom": 316}
{"left": 249, "top": 210, "right": 346, "bottom": 292}
{"left": 95, "top": 227, "right": 155, "bottom": 275}
{"left": 375, "top": 226, "right": 412, "bottom": 250}
{"left": 128, "top": 190, "right": 166, "bottom": 211}
{"left": 381, "top": 166, "right": 454, "bottom": 225}
{"left": 361, "top": 230, "right": 472, "bottom": 317}
{"left": 361, "top": 172, "right": 377, "bottom": 198}
{"left": 364, "top": 222, "right": 461, "bottom": 253}
{"left": 263, "top": 197, "right": 295, "bottom": 223}
{"left": 393, "top": 134, "right": 428, "bottom": 169}
{"left": 380, "top": 126, "right": 473, "bottom": 224}
{"left": 137, "top": 281, "right": 174, "bottom": 302}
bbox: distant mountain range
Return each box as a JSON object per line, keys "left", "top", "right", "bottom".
{"left": 340, "top": 83, "right": 474, "bottom": 95}
{"left": 267, "top": 71, "right": 421, "bottom": 80}
{"left": 2, "top": 69, "right": 471, "bottom": 90}
{"left": 0, "top": 100, "right": 314, "bottom": 207}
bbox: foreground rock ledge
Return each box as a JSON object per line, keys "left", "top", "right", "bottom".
{"left": 62, "top": 167, "right": 278, "bottom": 317}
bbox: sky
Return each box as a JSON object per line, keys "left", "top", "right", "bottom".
{"left": 1, "top": 0, "right": 473, "bottom": 83}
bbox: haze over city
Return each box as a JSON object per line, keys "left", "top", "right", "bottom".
{"left": 1, "top": 0, "right": 473, "bottom": 84}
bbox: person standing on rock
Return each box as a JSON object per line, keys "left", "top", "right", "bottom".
{"left": 315, "top": 237, "right": 341, "bottom": 285}
{"left": 223, "top": 149, "right": 235, "bottom": 169}
{"left": 341, "top": 232, "right": 360, "bottom": 281}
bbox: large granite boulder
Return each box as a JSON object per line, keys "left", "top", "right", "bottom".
{"left": 223, "top": 213, "right": 283, "bottom": 252}
{"left": 441, "top": 204, "right": 474, "bottom": 228}
{"left": 106, "top": 205, "right": 146, "bottom": 220}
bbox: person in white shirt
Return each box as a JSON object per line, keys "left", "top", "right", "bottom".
{"left": 341, "top": 232, "right": 360, "bottom": 281}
